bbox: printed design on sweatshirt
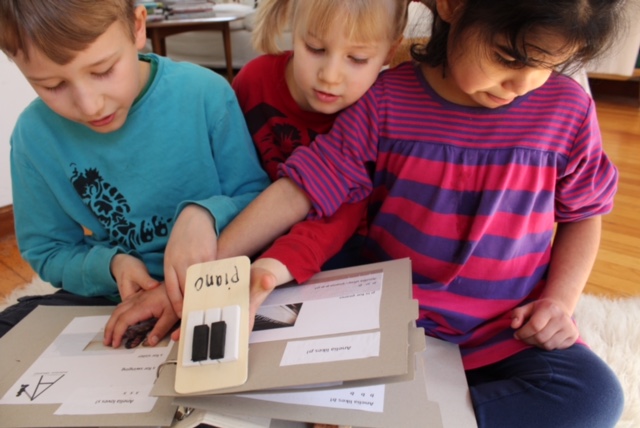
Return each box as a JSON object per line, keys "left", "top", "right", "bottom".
{"left": 259, "top": 122, "right": 303, "bottom": 166}
{"left": 245, "top": 102, "right": 318, "bottom": 178}
{"left": 70, "top": 165, "right": 169, "bottom": 248}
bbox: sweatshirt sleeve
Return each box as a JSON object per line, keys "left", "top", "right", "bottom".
{"left": 11, "top": 142, "right": 120, "bottom": 298}
{"left": 177, "top": 84, "right": 270, "bottom": 234}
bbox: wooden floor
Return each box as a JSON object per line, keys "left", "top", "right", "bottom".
{"left": 587, "top": 94, "right": 640, "bottom": 297}
{"left": 0, "top": 234, "right": 35, "bottom": 299}
{"left": 0, "top": 90, "right": 639, "bottom": 300}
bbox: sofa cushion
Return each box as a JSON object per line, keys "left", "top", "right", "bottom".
{"left": 213, "top": 3, "right": 255, "bottom": 31}
{"left": 243, "top": 9, "right": 257, "bottom": 32}
{"left": 213, "top": 3, "right": 254, "bottom": 16}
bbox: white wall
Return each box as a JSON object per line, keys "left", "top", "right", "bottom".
{"left": 0, "top": 56, "right": 36, "bottom": 208}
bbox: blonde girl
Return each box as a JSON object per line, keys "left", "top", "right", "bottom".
{"left": 164, "top": 0, "right": 409, "bottom": 328}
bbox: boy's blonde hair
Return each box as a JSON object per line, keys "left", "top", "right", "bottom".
{"left": 0, "top": 0, "right": 136, "bottom": 64}
{"left": 252, "top": 0, "right": 409, "bottom": 54}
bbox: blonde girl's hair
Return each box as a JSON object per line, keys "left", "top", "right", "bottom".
{"left": 0, "top": 0, "right": 136, "bottom": 64}
{"left": 252, "top": 0, "right": 409, "bottom": 54}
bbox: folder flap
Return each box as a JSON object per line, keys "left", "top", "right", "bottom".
{"left": 153, "top": 258, "right": 417, "bottom": 396}
{"left": 174, "top": 331, "right": 443, "bottom": 428}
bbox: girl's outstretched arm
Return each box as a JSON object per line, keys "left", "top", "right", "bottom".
{"left": 511, "top": 216, "right": 602, "bottom": 350}
{"left": 542, "top": 216, "right": 602, "bottom": 313}
{"left": 217, "top": 178, "right": 312, "bottom": 259}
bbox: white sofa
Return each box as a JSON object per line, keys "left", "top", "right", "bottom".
{"left": 144, "top": 2, "right": 291, "bottom": 69}
{"left": 586, "top": 0, "right": 640, "bottom": 77}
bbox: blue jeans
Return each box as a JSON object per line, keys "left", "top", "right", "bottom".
{"left": 467, "top": 344, "right": 624, "bottom": 428}
{"left": 321, "top": 234, "right": 366, "bottom": 271}
{"left": 0, "top": 290, "right": 115, "bottom": 338}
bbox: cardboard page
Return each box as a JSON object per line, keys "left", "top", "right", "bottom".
{"left": 174, "top": 326, "right": 441, "bottom": 428}
{"left": 152, "top": 258, "right": 418, "bottom": 396}
{"left": 0, "top": 306, "right": 177, "bottom": 428}
{"left": 173, "top": 336, "right": 478, "bottom": 428}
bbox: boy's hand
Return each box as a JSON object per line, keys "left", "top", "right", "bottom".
{"left": 164, "top": 204, "right": 218, "bottom": 317}
{"left": 103, "top": 284, "right": 179, "bottom": 348}
{"left": 510, "top": 298, "right": 579, "bottom": 350}
{"left": 111, "top": 253, "right": 160, "bottom": 300}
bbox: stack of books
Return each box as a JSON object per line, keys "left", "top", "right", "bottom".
{"left": 164, "top": 0, "right": 217, "bottom": 20}
{"left": 136, "top": 1, "right": 165, "bottom": 22}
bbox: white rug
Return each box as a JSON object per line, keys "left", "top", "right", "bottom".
{"left": 1, "top": 278, "right": 639, "bottom": 427}
{"left": 574, "top": 293, "right": 640, "bottom": 428}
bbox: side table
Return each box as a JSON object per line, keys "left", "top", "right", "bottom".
{"left": 146, "top": 16, "right": 241, "bottom": 81}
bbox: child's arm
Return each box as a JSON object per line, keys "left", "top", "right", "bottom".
{"left": 163, "top": 204, "right": 218, "bottom": 314}
{"left": 167, "top": 179, "right": 310, "bottom": 341}
{"left": 511, "top": 216, "right": 601, "bottom": 350}
{"left": 222, "top": 200, "right": 367, "bottom": 332}
{"left": 217, "top": 178, "right": 312, "bottom": 259}
{"left": 163, "top": 84, "right": 271, "bottom": 315}
{"left": 258, "top": 199, "right": 368, "bottom": 284}
{"left": 111, "top": 253, "right": 161, "bottom": 299}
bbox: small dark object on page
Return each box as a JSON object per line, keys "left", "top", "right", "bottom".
{"left": 123, "top": 318, "right": 158, "bottom": 348}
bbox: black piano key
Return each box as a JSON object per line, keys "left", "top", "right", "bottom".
{"left": 191, "top": 324, "right": 210, "bottom": 362}
{"left": 209, "top": 320, "right": 227, "bottom": 360}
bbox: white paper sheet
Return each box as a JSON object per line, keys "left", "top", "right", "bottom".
{"left": 239, "top": 384, "right": 385, "bottom": 413}
{"left": 280, "top": 332, "right": 381, "bottom": 366}
{"left": 54, "top": 385, "right": 157, "bottom": 415}
{"left": 250, "top": 270, "right": 383, "bottom": 344}
{"left": 0, "top": 315, "right": 173, "bottom": 416}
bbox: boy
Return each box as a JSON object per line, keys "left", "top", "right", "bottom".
{"left": 0, "top": 0, "right": 269, "bottom": 347}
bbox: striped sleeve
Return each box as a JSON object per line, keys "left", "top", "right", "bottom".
{"left": 280, "top": 90, "right": 381, "bottom": 219}
{"left": 555, "top": 99, "right": 618, "bottom": 221}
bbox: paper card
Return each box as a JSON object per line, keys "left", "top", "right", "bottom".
{"left": 280, "top": 332, "right": 381, "bottom": 366}
{"left": 175, "top": 256, "right": 251, "bottom": 394}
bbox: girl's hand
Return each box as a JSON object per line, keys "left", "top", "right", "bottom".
{"left": 164, "top": 204, "right": 218, "bottom": 317}
{"left": 248, "top": 264, "right": 279, "bottom": 332}
{"left": 510, "top": 298, "right": 579, "bottom": 350}
{"left": 111, "top": 253, "right": 160, "bottom": 300}
{"left": 247, "top": 258, "right": 293, "bottom": 331}
{"left": 103, "top": 283, "right": 179, "bottom": 348}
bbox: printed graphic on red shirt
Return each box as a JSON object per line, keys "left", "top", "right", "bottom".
{"left": 244, "top": 103, "right": 320, "bottom": 180}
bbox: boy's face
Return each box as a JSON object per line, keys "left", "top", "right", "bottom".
{"left": 287, "top": 20, "right": 394, "bottom": 114}
{"left": 11, "top": 9, "right": 148, "bottom": 133}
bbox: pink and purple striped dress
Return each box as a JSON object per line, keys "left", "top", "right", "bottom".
{"left": 280, "top": 62, "right": 618, "bottom": 369}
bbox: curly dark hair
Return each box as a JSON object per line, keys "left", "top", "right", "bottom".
{"left": 410, "top": 0, "right": 627, "bottom": 73}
